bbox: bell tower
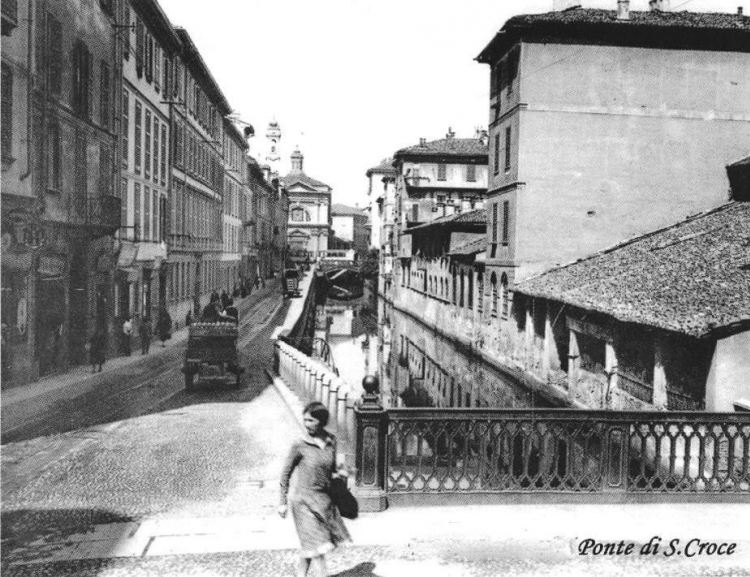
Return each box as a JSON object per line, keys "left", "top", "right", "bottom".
{"left": 265, "top": 119, "right": 282, "bottom": 174}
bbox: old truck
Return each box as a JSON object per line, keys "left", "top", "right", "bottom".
{"left": 182, "top": 321, "right": 244, "bottom": 391}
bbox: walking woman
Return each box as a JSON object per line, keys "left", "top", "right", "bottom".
{"left": 279, "top": 402, "right": 351, "bottom": 577}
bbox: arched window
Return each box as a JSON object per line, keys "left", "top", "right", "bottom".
{"left": 490, "top": 272, "right": 498, "bottom": 318}
{"left": 501, "top": 273, "right": 509, "bottom": 320}
{"left": 459, "top": 270, "right": 465, "bottom": 308}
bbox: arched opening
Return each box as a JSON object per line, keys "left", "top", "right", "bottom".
{"left": 490, "top": 272, "right": 498, "bottom": 318}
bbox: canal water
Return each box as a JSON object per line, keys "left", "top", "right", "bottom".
{"left": 316, "top": 280, "right": 555, "bottom": 409}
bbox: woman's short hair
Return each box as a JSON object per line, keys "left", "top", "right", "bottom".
{"left": 303, "top": 401, "right": 329, "bottom": 426}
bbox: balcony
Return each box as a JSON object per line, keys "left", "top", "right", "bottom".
{"left": 2, "top": 0, "right": 18, "bottom": 36}
{"left": 69, "top": 195, "right": 122, "bottom": 235}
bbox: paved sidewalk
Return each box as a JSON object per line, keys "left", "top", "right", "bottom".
{"left": 1, "top": 280, "right": 280, "bottom": 413}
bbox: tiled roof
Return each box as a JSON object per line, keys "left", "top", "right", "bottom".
{"left": 332, "top": 204, "right": 367, "bottom": 217}
{"left": 517, "top": 202, "right": 750, "bottom": 338}
{"left": 394, "top": 138, "right": 488, "bottom": 160}
{"left": 448, "top": 237, "right": 487, "bottom": 256}
{"left": 477, "top": 8, "right": 750, "bottom": 62}
{"left": 404, "top": 208, "right": 487, "bottom": 233}
{"left": 283, "top": 171, "right": 331, "bottom": 191}
{"left": 506, "top": 8, "right": 750, "bottom": 31}
{"left": 366, "top": 158, "right": 397, "bottom": 176}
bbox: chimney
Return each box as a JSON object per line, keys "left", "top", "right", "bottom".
{"left": 649, "top": 0, "right": 670, "bottom": 11}
{"left": 739, "top": 6, "right": 744, "bottom": 17}
{"left": 419, "top": 137, "right": 427, "bottom": 147}
{"left": 617, "top": 0, "right": 630, "bottom": 20}
{"left": 446, "top": 127, "right": 455, "bottom": 139}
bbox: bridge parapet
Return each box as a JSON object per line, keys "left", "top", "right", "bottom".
{"left": 353, "top": 379, "right": 750, "bottom": 511}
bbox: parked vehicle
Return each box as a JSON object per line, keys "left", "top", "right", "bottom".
{"left": 282, "top": 268, "right": 302, "bottom": 299}
{"left": 182, "top": 321, "right": 244, "bottom": 391}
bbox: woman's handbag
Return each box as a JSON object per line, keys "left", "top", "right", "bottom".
{"left": 328, "top": 477, "right": 358, "bottom": 519}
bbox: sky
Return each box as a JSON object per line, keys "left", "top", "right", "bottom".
{"left": 158, "top": 0, "right": 747, "bottom": 208}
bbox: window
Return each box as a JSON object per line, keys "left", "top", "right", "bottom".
{"left": 134, "top": 100, "right": 142, "bottom": 174}
{"left": 411, "top": 203, "right": 419, "bottom": 223}
{"left": 135, "top": 18, "right": 144, "bottom": 77}
{"left": 452, "top": 268, "right": 457, "bottom": 305}
{"left": 47, "top": 15, "right": 63, "bottom": 95}
{"left": 466, "top": 164, "right": 476, "bottom": 183}
{"left": 134, "top": 182, "right": 141, "bottom": 238}
{"left": 160, "top": 123, "right": 167, "bottom": 186}
{"left": 477, "top": 273, "right": 484, "bottom": 315}
{"left": 504, "top": 127, "right": 512, "bottom": 172}
{"left": 145, "top": 33, "right": 153, "bottom": 83}
{"left": 1, "top": 64, "right": 12, "bottom": 161}
{"left": 175, "top": 122, "right": 183, "bottom": 168}
{"left": 152, "top": 117, "right": 159, "bottom": 183}
{"left": 144, "top": 186, "right": 151, "bottom": 240}
{"left": 154, "top": 45, "right": 161, "bottom": 92}
{"left": 121, "top": 4, "right": 130, "bottom": 60}
{"left": 121, "top": 178, "right": 128, "bottom": 231}
{"left": 122, "top": 89, "right": 129, "bottom": 168}
{"left": 578, "top": 332, "right": 606, "bottom": 374}
{"left": 99, "top": 144, "right": 111, "bottom": 196}
{"left": 490, "top": 203, "right": 498, "bottom": 258}
{"left": 46, "top": 121, "right": 62, "bottom": 191}
{"left": 75, "top": 132, "right": 87, "bottom": 196}
{"left": 502, "top": 200, "right": 510, "bottom": 246}
{"left": 100, "top": 61, "right": 110, "bottom": 130}
{"left": 72, "top": 41, "right": 92, "bottom": 118}
{"left": 495, "top": 61, "right": 503, "bottom": 98}
{"left": 437, "top": 163, "right": 446, "bottom": 181}
{"left": 493, "top": 133, "right": 500, "bottom": 175}
{"left": 144, "top": 110, "right": 151, "bottom": 180}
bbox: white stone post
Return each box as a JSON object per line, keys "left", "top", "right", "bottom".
{"left": 652, "top": 334, "right": 668, "bottom": 410}
{"left": 605, "top": 341, "right": 618, "bottom": 409}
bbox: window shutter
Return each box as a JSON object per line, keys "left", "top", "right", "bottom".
{"left": 1, "top": 64, "right": 12, "bottom": 161}
{"left": 135, "top": 19, "right": 144, "bottom": 77}
{"left": 48, "top": 16, "right": 63, "bottom": 95}
{"left": 100, "top": 61, "right": 110, "bottom": 130}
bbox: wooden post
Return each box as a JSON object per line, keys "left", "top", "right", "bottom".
{"left": 652, "top": 334, "right": 668, "bottom": 410}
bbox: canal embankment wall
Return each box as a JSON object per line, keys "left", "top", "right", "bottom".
{"left": 380, "top": 288, "right": 588, "bottom": 409}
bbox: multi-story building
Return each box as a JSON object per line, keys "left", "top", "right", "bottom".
{"left": 365, "top": 158, "right": 397, "bottom": 296}
{"left": 117, "top": 0, "right": 180, "bottom": 346}
{"left": 392, "top": 129, "right": 488, "bottom": 265}
{"left": 2, "top": 0, "right": 39, "bottom": 384}
{"left": 167, "top": 27, "right": 228, "bottom": 322}
{"left": 476, "top": 2, "right": 750, "bottom": 287}
{"left": 1, "top": 0, "right": 122, "bottom": 384}
{"left": 283, "top": 148, "right": 332, "bottom": 259}
{"left": 221, "top": 119, "right": 247, "bottom": 293}
{"left": 331, "top": 204, "right": 369, "bottom": 255}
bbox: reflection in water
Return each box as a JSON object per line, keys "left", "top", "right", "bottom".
{"left": 317, "top": 281, "right": 554, "bottom": 409}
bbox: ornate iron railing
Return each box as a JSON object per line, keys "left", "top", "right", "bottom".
{"left": 69, "top": 195, "right": 121, "bottom": 233}
{"left": 616, "top": 371, "right": 654, "bottom": 404}
{"left": 382, "top": 409, "right": 749, "bottom": 496}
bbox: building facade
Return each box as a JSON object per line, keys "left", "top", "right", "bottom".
{"left": 365, "top": 158, "right": 397, "bottom": 297}
{"left": 117, "top": 0, "right": 180, "bottom": 349}
{"left": 221, "top": 119, "right": 247, "bottom": 294}
{"left": 167, "top": 28, "right": 228, "bottom": 323}
{"left": 392, "top": 130, "right": 488, "bottom": 262}
{"left": 1, "top": 0, "right": 122, "bottom": 385}
{"left": 476, "top": 4, "right": 750, "bottom": 287}
{"left": 331, "top": 204, "right": 369, "bottom": 255}
{"left": 283, "top": 148, "right": 332, "bottom": 259}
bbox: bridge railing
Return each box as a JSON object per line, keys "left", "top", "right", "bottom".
{"left": 353, "top": 378, "right": 750, "bottom": 511}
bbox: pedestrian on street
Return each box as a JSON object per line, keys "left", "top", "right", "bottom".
{"left": 89, "top": 328, "right": 106, "bottom": 373}
{"left": 157, "top": 309, "right": 172, "bottom": 347}
{"left": 185, "top": 310, "right": 193, "bottom": 327}
{"left": 220, "top": 290, "right": 230, "bottom": 310}
{"left": 122, "top": 317, "right": 133, "bottom": 356}
{"left": 139, "top": 316, "right": 152, "bottom": 355}
{"left": 279, "top": 402, "right": 351, "bottom": 577}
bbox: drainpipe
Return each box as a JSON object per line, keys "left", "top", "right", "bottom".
{"left": 20, "top": 0, "right": 35, "bottom": 181}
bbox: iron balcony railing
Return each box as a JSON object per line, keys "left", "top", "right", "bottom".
{"left": 381, "top": 409, "right": 749, "bottom": 496}
{"left": 70, "top": 195, "right": 121, "bottom": 233}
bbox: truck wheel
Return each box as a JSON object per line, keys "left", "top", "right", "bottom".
{"left": 235, "top": 373, "right": 242, "bottom": 389}
{"left": 185, "top": 372, "right": 195, "bottom": 391}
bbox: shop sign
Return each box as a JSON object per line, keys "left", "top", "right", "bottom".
{"left": 6, "top": 210, "right": 46, "bottom": 249}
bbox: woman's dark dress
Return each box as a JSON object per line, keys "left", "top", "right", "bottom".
{"left": 280, "top": 433, "right": 351, "bottom": 557}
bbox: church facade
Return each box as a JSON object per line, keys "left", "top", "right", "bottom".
{"left": 283, "top": 149, "right": 332, "bottom": 258}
